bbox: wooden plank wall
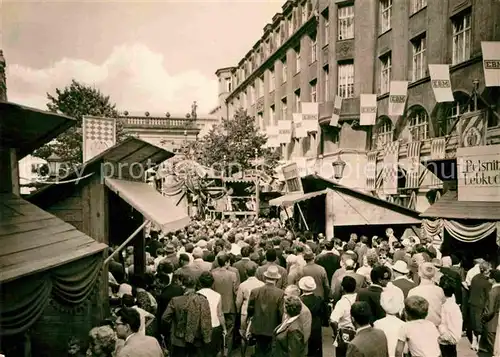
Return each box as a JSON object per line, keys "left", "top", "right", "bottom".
{"left": 47, "top": 191, "right": 84, "bottom": 232}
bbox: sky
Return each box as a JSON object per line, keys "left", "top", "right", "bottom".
{"left": 2, "top": 0, "right": 284, "bottom": 116}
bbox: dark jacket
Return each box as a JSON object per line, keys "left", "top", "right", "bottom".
{"left": 346, "top": 327, "right": 389, "bottom": 357}
{"left": 272, "top": 317, "right": 307, "bottom": 357}
{"left": 356, "top": 285, "right": 385, "bottom": 323}
{"left": 233, "top": 258, "right": 258, "bottom": 283}
{"left": 157, "top": 283, "right": 184, "bottom": 335}
{"left": 301, "top": 294, "right": 324, "bottom": 335}
{"left": 391, "top": 277, "right": 417, "bottom": 299}
{"left": 297, "top": 262, "right": 330, "bottom": 299}
{"left": 315, "top": 252, "right": 341, "bottom": 284}
{"left": 440, "top": 267, "right": 463, "bottom": 305}
{"left": 256, "top": 262, "right": 288, "bottom": 290}
{"left": 248, "top": 283, "right": 285, "bottom": 337}
{"left": 469, "top": 273, "right": 492, "bottom": 308}
{"left": 482, "top": 285, "right": 500, "bottom": 332}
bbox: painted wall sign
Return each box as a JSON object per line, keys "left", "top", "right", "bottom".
{"left": 457, "top": 144, "right": 500, "bottom": 202}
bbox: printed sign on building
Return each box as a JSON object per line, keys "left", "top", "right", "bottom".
{"left": 457, "top": 144, "right": 500, "bottom": 202}
{"left": 293, "top": 113, "right": 308, "bottom": 138}
{"left": 429, "top": 64, "right": 454, "bottom": 102}
{"left": 83, "top": 116, "right": 116, "bottom": 162}
{"left": 330, "top": 96, "right": 343, "bottom": 127}
{"left": 388, "top": 81, "right": 408, "bottom": 116}
{"left": 301, "top": 102, "right": 319, "bottom": 133}
{"left": 282, "top": 162, "right": 304, "bottom": 193}
{"left": 481, "top": 41, "right": 500, "bottom": 87}
{"left": 360, "top": 94, "right": 377, "bottom": 126}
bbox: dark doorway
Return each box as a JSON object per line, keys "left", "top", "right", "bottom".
{"left": 107, "top": 189, "right": 143, "bottom": 247}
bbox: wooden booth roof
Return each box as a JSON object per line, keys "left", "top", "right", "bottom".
{"left": 270, "top": 175, "right": 421, "bottom": 226}
{"left": 420, "top": 191, "right": 500, "bottom": 220}
{"left": 0, "top": 102, "right": 76, "bottom": 159}
{"left": 0, "top": 194, "right": 107, "bottom": 283}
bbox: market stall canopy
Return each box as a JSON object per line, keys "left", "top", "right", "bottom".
{"left": 283, "top": 175, "right": 422, "bottom": 226}
{"left": 0, "top": 194, "right": 107, "bottom": 283}
{"left": 0, "top": 102, "right": 76, "bottom": 159}
{"left": 420, "top": 190, "right": 500, "bottom": 220}
{"left": 269, "top": 190, "right": 329, "bottom": 207}
{"left": 104, "top": 178, "right": 190, "bottom": 232}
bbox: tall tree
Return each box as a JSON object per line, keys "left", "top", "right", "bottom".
{"left": 185, "top": 109, "right": 280, "bottom": 176}
{"left": 32, "top": 80, "right": 127, "bottom": 164}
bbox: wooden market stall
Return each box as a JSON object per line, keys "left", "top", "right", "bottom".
{"left": 0, "top": 102, "right": 108, "bottom": 356}
{"left": 269, "top": 174, "right": 422, "bottom": 240}
{"left": 28, "top": 137, "right": 191, "bottom": 276}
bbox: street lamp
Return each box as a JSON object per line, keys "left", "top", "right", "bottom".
{"left": 47, "top": 152, "right": 64, "bottom": 178}
{"left": 331, "top": 153, "right": 346, "bottom": 180}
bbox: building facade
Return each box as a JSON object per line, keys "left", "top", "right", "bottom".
{"left": 215, "top": 0, "right": 500, "bottom": 212}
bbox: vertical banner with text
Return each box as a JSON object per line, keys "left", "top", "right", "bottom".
{"left": 388, "top": 81, "right": 408, "bottom": 116}
{"left": 301, "top": 102, "right": 319, "bottom": 133}
{"left": 278, "top": 120, "right": 293, "bottom": 144}
{"left": 429, "top": 64, "right": 454, "bottom": 102}
{"left": 481, "top": 41, "right": 500, "bottom": 87}
{"left": 82, "top": 116, "right": 116, "bottom": 163}
{"left": 360, "top": 94, "right": 377, "bottom": 126}
{"left": 330, "top": 96, "right": 343, "bottom": 127}
{"left": 293, "top": 113, "right": 308, "bottom": 138}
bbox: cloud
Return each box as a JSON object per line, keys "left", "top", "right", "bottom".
{"left": 6, "top": 43, "right": 218, "bottom": 115}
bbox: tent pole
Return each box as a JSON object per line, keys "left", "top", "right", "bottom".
{"left": 104, "top": 220, "right": 150, "bottom": 265}
{"left": 296, "top": 203, "right": 309, "bottom": 231}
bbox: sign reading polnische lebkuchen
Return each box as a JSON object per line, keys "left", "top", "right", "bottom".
{"left": 457, "top": 144, "right": 500, "bottom": 202}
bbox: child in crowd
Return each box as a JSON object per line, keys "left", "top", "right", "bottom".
{"left": 395, "top": 296, "right": 441, "bottom": 357}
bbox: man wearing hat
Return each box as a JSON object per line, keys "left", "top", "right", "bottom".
{"left": 408, "top": 262, "right": 446, "bottom": 327}
{"left": 391, "top": 260, "right": 416, "bottom": 299}
{"left": 248, "top": 266, "right": 285, "bottom": 357}
{"left": 161, "top": 244, "right": 179, "bottom": 270}
{"left": 298, "top": 251, "right": 330, "bottom": 300}
{"left": 299, "top": 277, "right": 324, "bottom": 357}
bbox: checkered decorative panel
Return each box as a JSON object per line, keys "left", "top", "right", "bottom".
{"left": 405, "top": 141, "right": 422, "bottom": 189}
{"left": 83, "top": 116, "right": 116, "bottom": 162}
{"left": 383, "top": 141, "right": 399, "bottom": 195}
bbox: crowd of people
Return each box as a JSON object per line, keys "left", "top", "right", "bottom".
{"left": 76, "top": 217, "right": 500, "bottom": 357}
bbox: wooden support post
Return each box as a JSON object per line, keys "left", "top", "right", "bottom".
{"left": 134, "top": 220, "right": 146, "bottom": 277}
{"left": 104, "top": 220, "right": 149, "bottom": 265}
{"left": 255, "top": 179, "right": 260, "bottom": 218}
{"left": 325, "top": 189, "right": 335, "bottom": 239}
{"left": 296, "top": 203, "right": 309, "bottom": 231}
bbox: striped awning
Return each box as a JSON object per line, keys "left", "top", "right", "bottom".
{"left": 269, "top": 190, "right": 328, "bottom": 207}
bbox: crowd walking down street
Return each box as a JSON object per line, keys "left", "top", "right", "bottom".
{"left": 73, "top": 218, "right": 499, "bottom": 357}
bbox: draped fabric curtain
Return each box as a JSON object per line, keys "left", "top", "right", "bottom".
{"left": 443, "top": 220, "right": 497, "bottom": 244}
{"left": 423, "top": 218, "right": 444, "bottom": 237}
{"left": 0, "top": 253, "right": 103, "bottom": 336}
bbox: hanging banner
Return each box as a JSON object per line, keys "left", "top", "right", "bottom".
{"left": 82, "top": 116, "right": 116, "bottom": 163}
{"left": 266, "top": 126, "right": 280, "bottom": 148}
{"left": 457, "top": 144, "right": 500, "bottom": 202}
{"left": 430, "top": 137, "right": 446, "bottom": 160}
{"left": 388, "top": 81, "right": 408, "bottom": 116}
{"left": 405, "top": 141, "right": 422, "bottom": 189}
{"left": 383, "top": 141, "right": 400, "bottom": 195}
{"left": 293, "top": 113, "right": 307, "bottom": 138}
{"left": 282, "top": 162, "right": 304, "bottom": 193}
{"left": 429, "top": 64, "right": 454, "bottom": 102}
{"left": 481, "top": 41, "right": 500, "bottom": 87}
{"left": 278, "top": 120, "right": 293, "bottom": 144}
{"left": 330, "top": 96, "right": 342, "bottom": 127}
{"left": 366, "top": 151, "right": 378, "bottom": 191}
{"left": 360, "top": 94, "right": 377, "bottom": 126}
{"left": 458, "top": 110, "right": 487, "bottom": 148}
{"left": 301, "top": 102, "right": 319, "bottom": 133}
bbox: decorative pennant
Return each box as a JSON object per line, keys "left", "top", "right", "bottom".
{"left": 82, "top": 116, "right": 116, "bottom": 163}
{"left": 481, "top": 41, "right": 500, "bottom": 87}
{"left": 383, "top": 141, "right": 400, "bottom": 195}
{"left": 405, "top": 141, "right": 422, "bottom": 189}
{"left": 301, "top": 102, "right": 319, "bottom": 133}
{"left": 388, "top": 81, "right": 408, "bottom": 116}
{"left": 429, "top": 64, "right": 454, "bottom": 102}
{"left": 366, "top": 151, "right": 378, "bottom": 191}
{"left": 360, "top": 94, "right": 377, "bottom": 126}
{"left": 278, "top": 120, "right": 293, "bottom": 144}
{"left": 330, "top": 96, "right": 342, "bottom": 127}
{"left": 293, "top": 113, "right": 307, "bottom": 138}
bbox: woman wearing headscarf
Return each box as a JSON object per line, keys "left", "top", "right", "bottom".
{"left": 299, "top": 277, "right": 324, "bottom": 357}
{"left": 273, "top": 296, "right": 308, "bottom": 357}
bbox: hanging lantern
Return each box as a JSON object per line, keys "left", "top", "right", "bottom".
{"left": 46, "top": 153, "right": 64, "bottom": 177}
{"left": 331, "top": 153, "right": 346, "bottom": 180}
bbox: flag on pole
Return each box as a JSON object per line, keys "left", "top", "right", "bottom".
{"left": 301, "top": 102, "right": 319, "bottom": 133}
{"left": 293, "top": 113, "right": 307, "bottom": 138}
{"left": 82, "top": 116, "right": 116, "bottom": 162}
{"left": 330, "top": 96, "right": 342, "bottom": 127}
{"left": 481, "top": 41, "right": 500, "bottom": 87}
{"left": 360, "top": 94, "right": 377, "bottom": 126}
{"left": 266, "top": 126, "right": 280, "bottom": 148}
{"left": 278, "top": 120, "right": 293, "bottom": 144}
{"left": 388, "top": 81, "right": 408, "bottom": 116}
{"left": 429, "top": 64, "right": 454, "bottom": 102}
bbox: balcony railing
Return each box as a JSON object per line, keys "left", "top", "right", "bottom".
{"left": 119, "top": 117, "right": 197, "bottom": 129}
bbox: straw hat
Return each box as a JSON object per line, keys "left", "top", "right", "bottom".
{"left": 391, "top": 260, "right": 409, "bottom": 275}
{"left": 298, "top": 276, "right": 316, "bottom": 292}
{"left": 263, "top": 265, "right": 282, "bottom": 280}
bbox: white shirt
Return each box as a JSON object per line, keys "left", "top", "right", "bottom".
{"left": 236, "top": 277, "right": 264, "bottom": 316}
{"left": 398, "top": 319, "right": 441, "bottom": 357}
{"left": 198, "top": 288, "right": 222, "bottom": 327}
{"left": 374, "top": 315, "right": 405, "bottom": 357}
{"left": 438, "top": 297, "right": 463, "bottom": 345}
{"left": 408, "top": 281, "right": 445, "bottom": 327}
{"left": 465, "top": 264, "right": 481, "bottom": 287}
{"left": 330, "top": 293, "right": 357, "bottom": 328}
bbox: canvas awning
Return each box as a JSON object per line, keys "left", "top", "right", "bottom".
{"left": 421, "top": 191, "right": 500, "bottom": 220}
{"left": 104, "top": 178, "right": 190, "bottom": 232}
{"left": 0, "top": 194, "right": 107, "bottom": 283}
{"left": 269, "top": 190, "right": 328, "bottom": 206}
